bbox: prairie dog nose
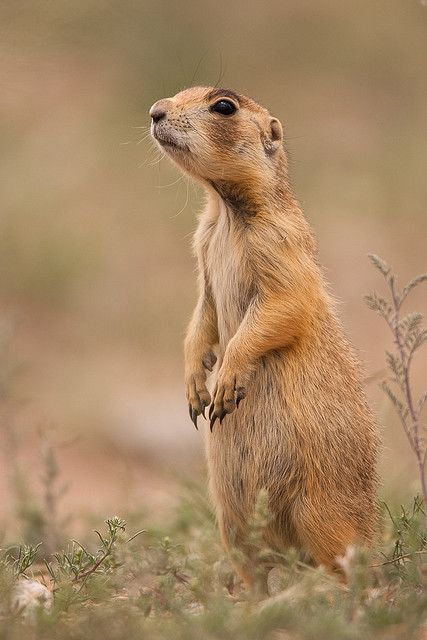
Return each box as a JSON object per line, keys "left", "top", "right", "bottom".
{"left": 149, "top": 100, "right": 168, "bottom": 123}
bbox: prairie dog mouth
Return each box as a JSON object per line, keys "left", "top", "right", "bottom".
{"left": 152, "top": 124, "right": 187, "bottom": 151}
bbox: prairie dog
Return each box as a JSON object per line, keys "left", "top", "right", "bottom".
{"left": 150, "top": 86, "right": 379, "bottom": 583}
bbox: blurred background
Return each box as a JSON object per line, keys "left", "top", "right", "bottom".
{"left": 0, "top": 0, "right": 426, "bottom": 538}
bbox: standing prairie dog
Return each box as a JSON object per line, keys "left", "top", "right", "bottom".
{"left": 150, "top": 87, "right": 379, "bottom": 583}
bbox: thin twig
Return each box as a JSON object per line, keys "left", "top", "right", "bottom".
{"left": 389, "top": 277, "right": 421, "bottom": 453}
{"left": 370, "top": 550, "right": 427, "bottom": 568}
{"left": 72, "top": 546, "right": 112, "bottom": 583}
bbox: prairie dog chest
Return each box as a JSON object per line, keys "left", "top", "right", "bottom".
{"left": 202, "top": 209, "right": 253, "bottom": 346}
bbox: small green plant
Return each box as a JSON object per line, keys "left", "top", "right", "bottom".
{"left": 366, "top": 254, "right": 427, "bottom": 520}
{"left": 45, "top": 517, "right": 144, "bottom": 586}
{"left": 373, "top": 497, "right": 427, "bottom": 586}
{"left": 6, "top": 542, "right": 43, "bottom": 577}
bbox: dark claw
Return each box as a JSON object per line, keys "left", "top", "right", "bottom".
{"left": 201, "top": 398, "right": 209, "bottom": 419}
{"left": 209, "top": 403, "right": 214, "bottom": 420}
{"left": 219, "top": 409, "right": 227, "bottom": 424}
{"left": 236, "top": 396, "right": 243, "bottom": 408}
{"left": 191, "top": 407, "right": 198, "bottom": 430}
{"left": 210, "top": 414, "right": 218, "bottom": 432}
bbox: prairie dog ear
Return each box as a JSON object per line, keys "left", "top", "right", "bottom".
{"left": 270, "top": 118, "right": 283, "bottom": 142}
{"left": 263, "top": 117, "right": 283, "bottom": 154}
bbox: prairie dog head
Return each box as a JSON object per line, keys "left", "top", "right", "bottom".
{"left": 149, "top": 86, "right": 285, "bottom": 189}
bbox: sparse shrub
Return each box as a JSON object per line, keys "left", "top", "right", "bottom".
{"left": 366, "top": 254, "right": 427, "bottom": 519}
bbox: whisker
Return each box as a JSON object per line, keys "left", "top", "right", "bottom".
{"left": 190, "top": 51, "right": 208, "bottom": 86}
{"left": 157, "top": 175, "right": 185, "bottom": 189}
{"left": 178, "top": 55, "right": 188, "bottom": 88}
{"left": 170, "top": 176, "right": 190, "bottom": 218}
{"left": 213, "top": 52, "right": 226, "bottom": 88}
{"left": 137, "top": 131, "right": 153, "bottom": 145}
{"left": 138, "top": 144, "right": 163, "bottom": 168}
{"left": 147, "top": 150, "right": 165, "bottom": 166}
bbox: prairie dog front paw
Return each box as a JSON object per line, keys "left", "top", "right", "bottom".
{"left": 209, "top": 365, "right": 248, "bottom": 431}
{"left": 185, "top": 349, "right": 217, "bottom": 429}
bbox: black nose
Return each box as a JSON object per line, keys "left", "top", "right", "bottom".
{"left": 150, "top": 105, "right": 167, "bottom": 123}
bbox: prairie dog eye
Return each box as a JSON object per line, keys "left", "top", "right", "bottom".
{"left": 210, "top": 99, "right": 237, "bottom": 116}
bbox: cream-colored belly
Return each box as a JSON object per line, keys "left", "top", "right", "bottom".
{"left": 206, "top": 214, "right": 252, "bottom": 352}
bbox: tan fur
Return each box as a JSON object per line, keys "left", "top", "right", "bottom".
{"left": 150, "top": 87, "right": 379, "bottom": 583}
